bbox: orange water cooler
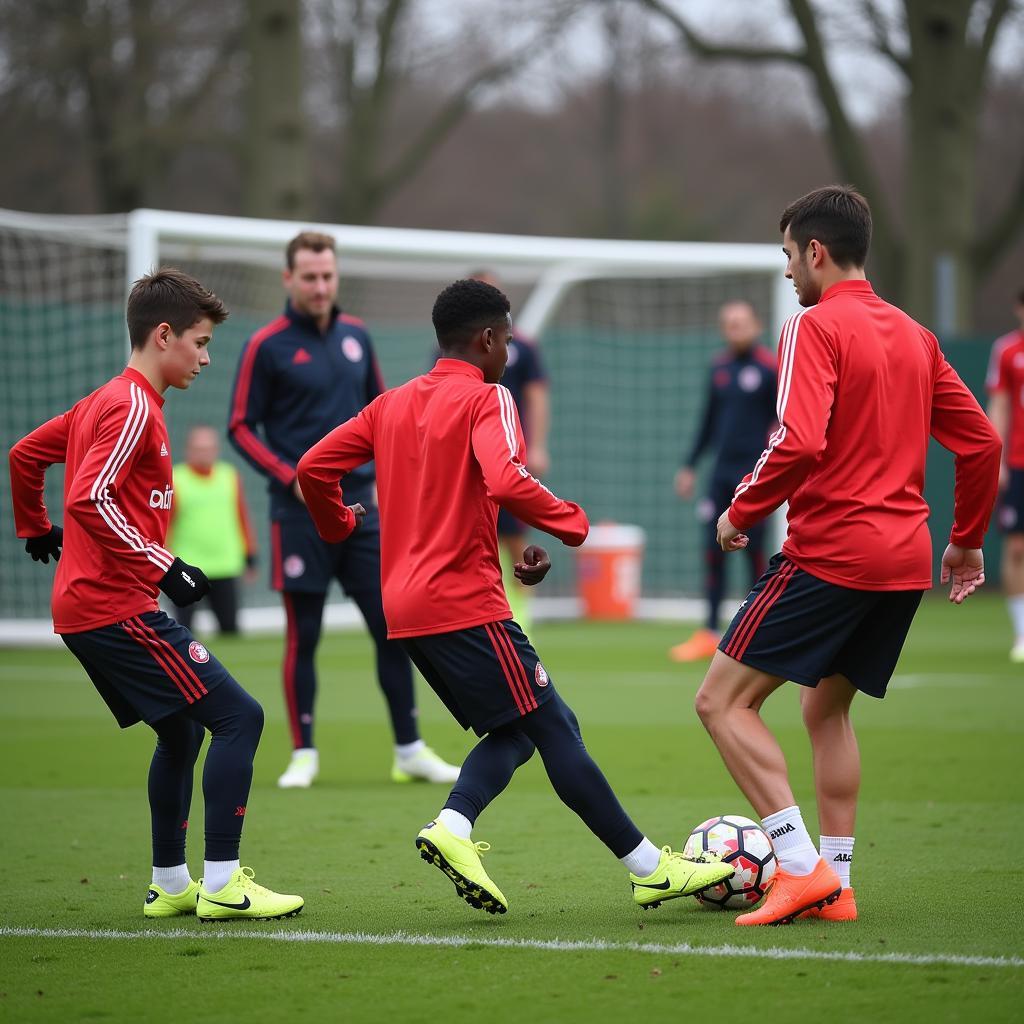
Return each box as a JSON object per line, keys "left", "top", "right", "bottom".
{"left": 576, "top": 524, "right": 646, "bottom": 620}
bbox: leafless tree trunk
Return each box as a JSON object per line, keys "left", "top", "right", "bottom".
{"left": 243, "top": 0, "right": 310, "bottom": 219}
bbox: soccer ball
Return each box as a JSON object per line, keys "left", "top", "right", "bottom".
{"left": 683, "top": 814, "right": 777, "bottom": 909}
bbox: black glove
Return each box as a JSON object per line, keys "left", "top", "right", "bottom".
{"left": 159, "top": 557, "right": 210, "bottom": 607}
{"left": 245, "top": 552, "right": 257, "bottom": 570}
{"left": 25, "top": 525, "right": 63, "bottom": 563}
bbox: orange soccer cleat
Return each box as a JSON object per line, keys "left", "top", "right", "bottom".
{"left": 735, "top": 857, "right": 841, "bottom": 926}
{"left": 669, "top": 629, "right": 720, "bottom": 662}
{"left": 799, "top": 886, "right": 857, "bottom": 921}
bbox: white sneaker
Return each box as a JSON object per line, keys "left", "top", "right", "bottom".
{"left": 1011, "top": 639, "right": 1024, "bottom": 664}
{"left": 277, "top": 748, "right": 319, "bottom": 789}
{"left": 392, "top": 746, "right": 461, "bottom": 784}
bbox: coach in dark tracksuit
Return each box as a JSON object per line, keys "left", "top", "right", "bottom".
{"left": 228, "top": 230, "right": 460, "bottom": 789}
{"left": 670, "top": 301, "right": 778, "bottom": 662}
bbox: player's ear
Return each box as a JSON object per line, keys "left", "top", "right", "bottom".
{"left": 152, "top": 322, "right": 172, "bottom": 350}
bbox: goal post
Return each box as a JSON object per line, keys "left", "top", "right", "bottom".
{"left": 1, "top": 206, "right": 795, "bottom": 641}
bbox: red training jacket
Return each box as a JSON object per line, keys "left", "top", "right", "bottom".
{"left": 297, "top": 359, "right": 589, "bottom": 637}
{"left": 728, "top": 280, "right": 1001, "bottom": 590}
{"left": 9, "top": 368, "right": 175, "bottom": 632}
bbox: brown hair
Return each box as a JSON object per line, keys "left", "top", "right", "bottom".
{"left": 286, "top": 230, "right": 336, "bottom": 270}
{"left": 779, "top": 185, "right": 872, "bottom": 269}
{"left": 126, "top": 268, "right": 228, "bottom": 350}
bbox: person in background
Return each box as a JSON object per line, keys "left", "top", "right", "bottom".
{"left": 228, "top": 230, "right": 460, "bottom": 789}
{"left": 671, "top": 301, "right": 777, "bottom": 662}
{"left": 168, "top": 425, "right": 256, "bottom": 635}
{"left": 985, "top": 287, "right": 1024, "bottom": 662}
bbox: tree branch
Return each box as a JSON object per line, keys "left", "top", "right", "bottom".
{"left": 973, "top": 154, "right": 1024, "bottom": 275}
{"left": 857, "top": 0, "right": 910, "bottom": 77}
{"left": 977, "top": 0, "right": 1012, "bottom": 67}
{"left": 973, "top": 0, "right": 1013, "bottom": 88}
{"left": 372, "top": 40, "right": 541, "bottom": 203}
{"left": 638, "top": 0, "right": 808, "bottom": 63}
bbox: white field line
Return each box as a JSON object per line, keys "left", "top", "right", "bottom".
{"left": 1, "top": 926, "right": 1020, "bottom": 970}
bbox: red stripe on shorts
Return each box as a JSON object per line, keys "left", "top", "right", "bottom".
{"left": 729, "top": 562, "right": 798, "bottom": 662}
{"left": 121, "top": 619, "right": 196, "bottom": 703}
{"left": 496, "top": 622, "right": 537, "bottom": 712}
{"left": 135, "top": 617, "right": 208, "bottom": 697}
{"left": 484, "top": 622, "right": 529, "bottom": 715}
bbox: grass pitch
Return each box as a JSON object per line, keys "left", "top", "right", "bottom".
{"left": 1, "top": 594, "right": 1021, "bottom": 1022}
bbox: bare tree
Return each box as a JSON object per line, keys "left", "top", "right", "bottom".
{"left": 637, "top": 0, "right": 1024, "bottom": 331}
{"left": 0, "top": 0, "right": 244, "bottom": 213}
{"left": 307, "top": 0, "right": 586, "bottom": 224}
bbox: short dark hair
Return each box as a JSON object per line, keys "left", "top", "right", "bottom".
{"left": 286, "top": 230, "right": 336, "bottom": 270}
{"left": 780, "top": 185, "right": 872, "bottom": 269}
{"left": 432, "top": 279, "right": 511, "bottom": 350}
{"left": 1016, "top": 286, "right": 1024, "bottom": 307}
{"left": 126, "top": 268, "right": 228, "bottom": 350}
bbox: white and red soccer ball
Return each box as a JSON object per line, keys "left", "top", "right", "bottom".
{"left": 683, "top": 814, "right": 777, "bottom": 909}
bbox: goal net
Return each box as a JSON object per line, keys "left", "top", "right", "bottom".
{"left": 0, "top": 207, "right": 794, "bottom": 639}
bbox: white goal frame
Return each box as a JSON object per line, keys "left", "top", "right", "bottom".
{"left": 3, "top": 207, "right": 796, "bottom": 643}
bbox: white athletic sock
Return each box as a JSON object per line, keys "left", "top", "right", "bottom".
{"left": 437, "top": 808, "right": 472, "bottom": 840}
{"left": 762, "top": 806, "right": 819, "bottom": 876}
{"left": 620, "top": 837, "right": 662, "bottom": 878}
{"left": 1009, "top": 595, "right": 1024, "bottom": 641}
{"left": 152, "top": 864, "right": 191, "bottom": 895}
{"left": 204, "top": 859, "right": 240, "bottom": 894}
{"left": 820, "top": 835, "right": 854, "bottom": 887}
{"left": 395, "top": 739, "right": 426, "bottom": 760}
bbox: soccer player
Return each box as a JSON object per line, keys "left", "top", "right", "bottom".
{"left": 296, "top": 278, "right": 734, "bottom": 915}
{"left": 228, "top": 231, "right": 459, "bottom": 789}
{"left": 168, "top": 425, "right": 257, "bottom": 635}
{"left": 9, "top": 269, "right": 303, "bottom": 922}
{"left": 985, "top": 288, "right": 1024, "bottom": 662}
{"left": 694, "top": 186, "right": 1000, "bottom": 925}
{"left": 670, "top": 301, "right": 777, "bottom": 661}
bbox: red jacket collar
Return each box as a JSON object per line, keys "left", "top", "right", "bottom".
{"left": 122, "top": 366, "right": 165, "bottom": 407}
{"left": 431, "top": 358, "right": 485, "bottom": 380}
{"left": 820, "top": 279, "right": 875, "bottom": 303}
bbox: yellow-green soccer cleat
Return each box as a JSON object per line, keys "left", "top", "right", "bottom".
{"left": 415, "top": 820, "right": 507, "bottom": 914}
{"left": 631, "top": 847, "right": 735, "bottom": 909}
{"left": 143, "top": 879, "right": 200, "bottom": 918}
{"left": 196, "top": 867, "right": 304, "bottom": 923}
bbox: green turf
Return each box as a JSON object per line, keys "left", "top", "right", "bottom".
{"left": 1, "top": 595, "right": 1021, "bottom": 1023}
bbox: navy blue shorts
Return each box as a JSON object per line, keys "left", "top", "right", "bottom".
{"left": 271, "top": 503, "right": 382, "bottom": 596}
{"left": 61, "top": 611, "right": 233, "bottom": 728}
{"left": 719, "top": 554, "right": 924, "bottom": 698}
{"left": 998, "top": 469, "right": 1024, "bottom": 534}
{"left": 401, "top": 620, "right": 553, "bottom": 736}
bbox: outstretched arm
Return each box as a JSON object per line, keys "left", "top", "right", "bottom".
{"left": 296, "top": 408, "right": 376, "bottom": 543}
{"left": 472, "top": 384, "right": 588, "bottom": 547}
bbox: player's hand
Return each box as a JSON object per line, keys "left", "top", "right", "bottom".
{"left": 717, "top": 509, "right": 749, "bottom": 552}
{"left": 514, "top": 545, "right": 551, "bottom": 586}
{"left": 159, "top": 557, "right": 211, "bottom": 607}
{"left": 528, "top": 447, "right": 550, "bottom": 478}
{"left": 244, "top": 552, "right": 258, "bottom": 585}
{"left": 675, "top": 467, "right": 695, "bottom": 500}
{"left": 292, "top": 478, "right": 306, "bottom": 505}
{"left": 348, "top": 503, "right": 367, "bottom": 531}
{"left": 940, "top": 544, "right": 985, "bottom": 604}
{"left": 25, "top": 525, "right": 63, "bottom": 563}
